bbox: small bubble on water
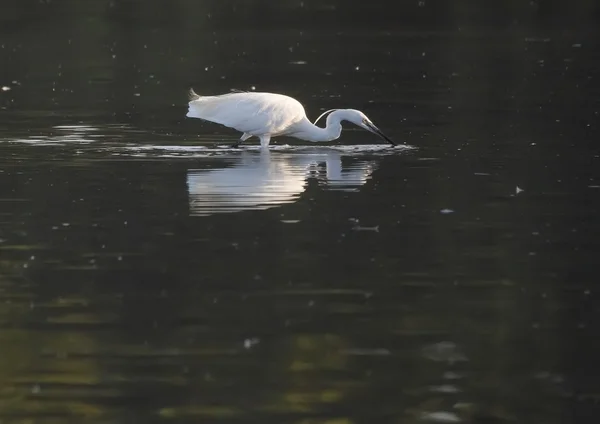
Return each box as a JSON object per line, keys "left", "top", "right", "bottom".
{"left": 243, "top": 338, "right": 259, "bottom": 349}
{"left": 429, "top": 384, "right": 461, "bottom": 394}
{"left": 443, "top": 371, "right": 463, "bottom": 379}
{"left": 420, "top": 412, "right": 459, "bottom": 423}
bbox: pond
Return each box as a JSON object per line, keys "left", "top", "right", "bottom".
{"left": 1, "top": 1, "right": 599, "bottom": 423}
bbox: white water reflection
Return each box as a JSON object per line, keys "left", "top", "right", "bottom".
{"left": 1, "top": 123, "right": 414, "bottom": 157}
{"left": 187, "top": 149, "right": 377, "bottom": 216}
{"left": 1, "top": 124, "right": 133, "bottom": 146}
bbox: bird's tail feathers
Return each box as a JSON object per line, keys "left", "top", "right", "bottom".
{"left": 188, "top": 88, "right": 201, "bottom": 101}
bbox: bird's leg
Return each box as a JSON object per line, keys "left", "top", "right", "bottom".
{"left": 231, "top": 133, "right": 252, "bottom": 148}
{"left": 259, "top": 135, "right": 271, "bottom": 149}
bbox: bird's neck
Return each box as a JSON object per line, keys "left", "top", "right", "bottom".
{"left": 292, "top": 113, "right": 343, "bottom": 142}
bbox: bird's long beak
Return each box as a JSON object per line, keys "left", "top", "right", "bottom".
{"left": 364, "top": 121, "right": 396, "bottom": 146}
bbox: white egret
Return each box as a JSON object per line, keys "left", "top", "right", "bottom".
{"left": 186, "top": 88, "right": 397, "bottom": 148}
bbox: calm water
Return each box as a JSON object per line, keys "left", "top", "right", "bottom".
{"left": 1, "top": 1, "right": 600, "bottom": 423}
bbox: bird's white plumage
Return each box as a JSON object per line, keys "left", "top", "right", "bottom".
{"left": 185, "top": 89, "right": 396, "bottom": 148}
{"left": 187, "top": 91, "right": 305, "bottom": 136}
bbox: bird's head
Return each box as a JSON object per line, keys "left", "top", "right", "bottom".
{"left": 314, "top": 108, "right": 396, "bottom": 146}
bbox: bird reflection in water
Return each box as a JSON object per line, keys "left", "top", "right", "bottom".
{"left": 186, "top": 149, "right": 376, "bottom": 216}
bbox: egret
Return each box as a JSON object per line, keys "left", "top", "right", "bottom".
{"left": 186, "top": 88, "right": 397, "bottom": 148}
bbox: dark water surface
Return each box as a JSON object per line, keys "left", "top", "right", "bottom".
{"left": 2, "top": 1, "right": 600, "bottom": 423}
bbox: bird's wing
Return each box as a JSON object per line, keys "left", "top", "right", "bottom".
{"left": 187, "top": 92, "right": 306, "bottom": 135}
